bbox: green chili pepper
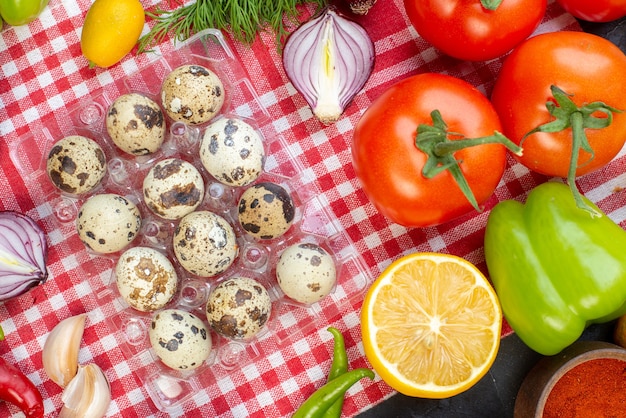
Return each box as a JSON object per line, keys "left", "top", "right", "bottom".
{"left": 322, "top": 327, "right": 349, "bottom": 418}
{"left": 293, "top": 368, "right": 375, "bottom": 418}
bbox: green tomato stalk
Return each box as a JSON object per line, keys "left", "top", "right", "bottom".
{"left": 523, "top": 85, "right": 621, "bottom": 217}
{"left": 481, "top": 0, "right": 503, "bottom": 10}
{"left": 415, "top": 110, "right": 523, "bottom": 212}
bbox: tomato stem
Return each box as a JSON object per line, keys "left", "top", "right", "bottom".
{"left": 434, "top": 132, "right": 522, "bottom": 156}
{"left": 481, "top": 0, "right": 503, "bottom": 11}
{"left": 416, "top": 110, "right": 522, "bottom": 211}
{"left": 568, "top": 112, "right": 601, "bottom": 217}
{"left": 523, "top": 85, "right": 621, "bottom": 216}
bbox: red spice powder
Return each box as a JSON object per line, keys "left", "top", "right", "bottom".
{"left": 543, "top": 358, "right": 626, "bottom": 418}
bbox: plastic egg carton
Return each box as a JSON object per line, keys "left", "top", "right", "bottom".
{"left": 9, "top": 29, "right": 373, "bottom": 412}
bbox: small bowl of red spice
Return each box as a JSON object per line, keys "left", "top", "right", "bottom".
{"left": 514, "top": 340, "right": 626, "bottom": 418}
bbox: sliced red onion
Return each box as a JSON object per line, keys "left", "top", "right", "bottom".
{"left": 283, "top": 7, "right": 375, "bottom": 124}
{"left": 0, "top": 211, "right": 48, "bottom": 301}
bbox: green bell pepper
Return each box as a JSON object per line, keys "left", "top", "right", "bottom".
{"left": 484, "top": 181, "right": 626, "bottom": 355}
{"left": 0, "top": 0, "right": 48, "bottom": 26}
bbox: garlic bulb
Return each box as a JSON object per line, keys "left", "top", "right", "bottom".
{"left": 283, "top": 7, "right": 375, "bottom": 124}
{"left": 59, "top": 364, "right": 111, "bottom": 418}
{"left": 43, "top": 314, "right": 86, "bottom": 387}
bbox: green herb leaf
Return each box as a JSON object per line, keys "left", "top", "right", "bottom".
{"left": 138, "top": 0, "right": 327, "bottom": 54}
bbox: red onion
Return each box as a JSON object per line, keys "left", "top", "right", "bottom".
{"left": 283, "top": 7, "right": 375, "bottom": 124}
{"left": 0, "top": 211, "right": 48, "bottom": 301}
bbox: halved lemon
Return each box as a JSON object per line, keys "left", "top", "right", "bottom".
{"left": 361, "top": 252, "right": 502, "bottom": 398}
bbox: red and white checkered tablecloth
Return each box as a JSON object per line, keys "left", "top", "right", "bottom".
{"left": 2, "top": 0, "right": 624, "bottom": 416}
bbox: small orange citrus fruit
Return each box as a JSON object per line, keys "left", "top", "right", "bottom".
{"left": 361, "top": 252, "right": 502, "bottom": 398}
{"left": 80, "top": 0, "right": 145, "bottom": 68}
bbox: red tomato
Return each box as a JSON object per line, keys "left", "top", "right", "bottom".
{"left": 491, "top": 31, "right": 626, "bottom": 178}
{"left": 556, "top": 0, "right": 626, "bottom": 22}
{"left": 352, "top": 73, "right": 510, "bottom": 228}
{"left": 403, "top": 0, "right": 547, "bottom": 61}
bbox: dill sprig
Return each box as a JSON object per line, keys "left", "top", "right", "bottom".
{"left": 137, "top": 0, "right": 327, "bottom": 54}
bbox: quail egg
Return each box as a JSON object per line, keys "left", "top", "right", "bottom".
{"left": 206, "top": 277, "right": 271, "bottom": 340}
{"left": 149, "top": 309, "right": 212, "bottom": 371}
{"left": 199, "top": 118, "right": 265, "bottom": 187}
{"left": 276, "top": 242, "right": 337, "bottom": 304}
{"left": 161, "top": 64, "right": 225, "bottom": 125}
{"left": 173, "top": 211, "right": 238, "bottom": 277}
{"left": 115, "top": 246, "right": 178, "bottom": 312}
{"left": 46, "top": 135, "right": 107, "bottom": 195}
{"left": 143, "top": 158, "right": 205, "bottom": 220}
{"left": 106, "top": 93, "right": 165, "bottom": 156}
{"left": 76, "top": 193, "right": 142, "bottom": 254}
{"left": 237, "top": 182, "right": 295, "bottom": 240}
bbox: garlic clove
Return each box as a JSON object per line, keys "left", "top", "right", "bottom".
{"left": 59, "top": 363, "right": 111, "bottom": 418}
{"left": 43, "top": 314, "right": 86, "bottom": 387}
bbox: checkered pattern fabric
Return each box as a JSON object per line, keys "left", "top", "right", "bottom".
{"left": 2, "top": 0, "right": 622, "bottom": 416}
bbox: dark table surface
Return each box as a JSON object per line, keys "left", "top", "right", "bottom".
{"left": 358, "top": 322, "right": 615, "bottom": 418}
{"left": 356, "top": 15, "right": 626, "bottom": 418}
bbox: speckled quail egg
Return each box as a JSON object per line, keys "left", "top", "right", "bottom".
{"left": 276, "top": 243, "right": 337, "bottom": 304}
{"left": 237, "top": 182, "right": 295, "bottom": 240}
{"left": 161, "top": 64, "right": 225, "bottom": 125}
{"left": 106, "top": 93, "right": 166, "bottom": 156}
{"left": 143, "top": 158, "right": 205, "bottom": 220}
{"left": 173, "top": 211, "right": 238, "bottom": 277}
{"left": 206, "top": 277, "right": 271, "bottom": 340}
{"left": 115, "top": 246, "right": 178, "bottom": 312}
{"left": 46, "top": 135, "right": 107, "bottom": 195}
{"left": 76, "top": 193, "right": 142, "bottom": 254}
{"left": 149, "top": 309, "right": 212, "bottom": 371}
{"left": 199, "top": 118, "right": 265, "bottom": 187}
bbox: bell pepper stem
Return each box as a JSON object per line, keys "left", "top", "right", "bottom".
{"left": 415, "top": 110, "right": 522, "bottom": 212}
